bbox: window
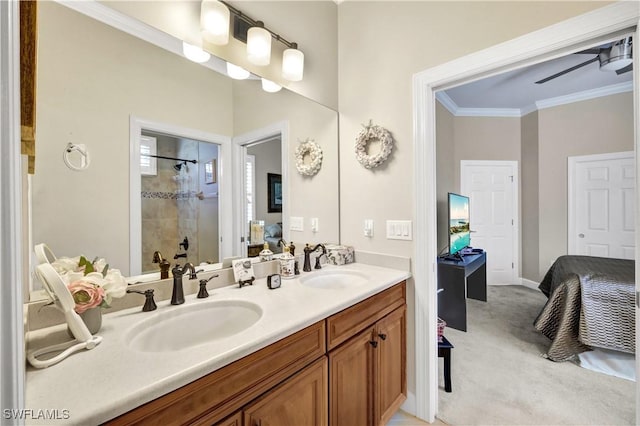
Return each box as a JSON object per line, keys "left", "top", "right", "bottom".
{"left": 140, "top": 135, "right": 157, "bottom": 176}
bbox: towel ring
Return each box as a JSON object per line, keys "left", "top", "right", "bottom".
{"left": 63, "top": 143, "right": 91, "bottom": 171}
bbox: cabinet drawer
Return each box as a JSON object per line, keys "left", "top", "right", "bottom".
{"left": 107, "top": 321, "right": 326, "bottom": 426}
{"left": 326, "top": 282, "right": 405, "bottom": 350}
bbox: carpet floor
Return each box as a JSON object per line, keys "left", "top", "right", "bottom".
{"left": 437, "top": 285, "right": 635, "bottom": 425}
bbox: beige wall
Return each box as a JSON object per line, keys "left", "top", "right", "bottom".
{"left": 102, "top": 1, "right": 339, "bottom": 110}
{"left": 337, "top": 1, "right": 609, "bottom": 257}
{"left": 538, "top": 92, "right": 633, "bottom": 277}
{"left": 337, "top": 0, "right": 611, "bottom": 404}
{"left": 233, "top": 80, "right": 340, "bottom": 246}
{"left": 452, "top": 116, "right": 521, "bottom": 191}
{"left": 521, "top": 111, "right": 540, "bottom": 281}
{"left": 33, "top": 2, "right": 233, "bottom": 275}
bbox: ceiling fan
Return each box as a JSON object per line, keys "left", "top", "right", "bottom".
{"left": 535, "top": 37, "right": 632, "bottom": 84}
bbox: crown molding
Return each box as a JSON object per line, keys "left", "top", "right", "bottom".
{"left": 434, "top": 91, "right": 457, "bottom": 115}
{"left": 535, "top": 80, "right": 633, "bottom": 111}
{"left": 438, "top": 80, "right": 634, "bottom": 118}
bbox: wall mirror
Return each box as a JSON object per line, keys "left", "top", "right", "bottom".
{"left": 29, "top": 1, "right": 339, "bottom": 299}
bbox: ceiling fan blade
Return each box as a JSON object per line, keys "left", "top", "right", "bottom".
{"left": 575, "top": 48, "right": 602, "bottom": 55}
{"left": 616, "top": 63, "right": 633, "bottom": 75}
{"left": 535, "top": 57, "right": 599, "bottom": 84}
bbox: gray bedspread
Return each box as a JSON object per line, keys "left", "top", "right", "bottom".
{"left": 534, "top": 255, "right": 635, "bottom": 361}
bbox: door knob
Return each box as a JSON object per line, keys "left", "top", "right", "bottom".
{"left": 369, "top": 340, "right": 378, "bottom": 348}
{"left": 378, "top": 333, "right": 387, "bottom": 340}
{"left": 578, "top": 233, "right": 585, "bottom": 238}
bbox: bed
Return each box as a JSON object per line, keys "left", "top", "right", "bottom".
{"left": 264, "top": 222, "right": 283, "bottom": 254}
{"left": 534, "top": 255, "right": 635, "bottom": 361}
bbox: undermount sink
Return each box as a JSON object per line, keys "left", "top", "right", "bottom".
{"left": 298, "top": 270, "right": 369, "bottom": 289}
{"left": 124, "top": 300, "right": 262, "bottom": 352}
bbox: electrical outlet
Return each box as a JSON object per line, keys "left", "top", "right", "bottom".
{"left": 311, "top": 218, "right": 319, "bottom": 233}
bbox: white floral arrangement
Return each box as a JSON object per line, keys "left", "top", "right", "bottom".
{"left": 50, "top": 256, "right": 127, "bottom": 313}
{"left": 295, "top": 139, "right": 323, "bottom": 177}
{"left": 355, "top": 122, "right": 394, "bottom": 169}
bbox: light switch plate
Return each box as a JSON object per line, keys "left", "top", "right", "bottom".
{"left": 290, "top": 217, "right": 304, "bottom": 232}
{"left": 311, "top": 218, "right": 319, "bottom": 233}
{"left": 364, "top": 219, "right": 374, "bottom": 237}
{"left": 386, "top": 220, "right": 412, "bottom": 240}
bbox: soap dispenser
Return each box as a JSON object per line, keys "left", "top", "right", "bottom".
{"left": 279, "top": 245, "right": 295, "bottom": 279}
{"left": 259, "top": 242, "right": 273, "bottom": 261}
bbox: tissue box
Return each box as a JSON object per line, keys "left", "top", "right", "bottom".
{"left": 325, "top": 244, "right": 354, "bottom": 266}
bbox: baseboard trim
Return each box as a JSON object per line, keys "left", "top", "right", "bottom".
{"left": 520, "top": 278, "right": 540, "bottom": 291}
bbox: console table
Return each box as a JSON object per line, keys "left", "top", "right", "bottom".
{"left": 437, "top": 252, "right": 487, "bottom": 332}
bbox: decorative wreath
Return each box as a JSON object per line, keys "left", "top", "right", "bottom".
{"left": 295, "top": 139, "right": 323, "bottom": 176}
{"left": 355, "top": 122, "right": 394, "bottom": 169}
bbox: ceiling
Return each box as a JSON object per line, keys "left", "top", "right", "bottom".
{"left": 442, "top": 38, "right": 633, "bottom": 113}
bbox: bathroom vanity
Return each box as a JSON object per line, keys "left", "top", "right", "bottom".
{"left": 25, "top": 263, "right": 409, "bottom": 425}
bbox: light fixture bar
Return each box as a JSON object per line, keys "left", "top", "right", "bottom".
{"left": 220, "top": 0, "right": 298, "bottom": 50}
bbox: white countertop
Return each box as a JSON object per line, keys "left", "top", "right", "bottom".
{"left": 25, "top": 263, "right": 410, "bottom": 425}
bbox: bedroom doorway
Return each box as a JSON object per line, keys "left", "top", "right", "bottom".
{"left": 412, "top": 3, "right": 639, "bottom": 422}
{"left": 461, "top": 160, "right": 519, "bottom": 285}
{"left": 233, "top": 121, "right": 289, "bottom": 258}
{"left": 568, "top": 151, "right": 635, "bottom": 259}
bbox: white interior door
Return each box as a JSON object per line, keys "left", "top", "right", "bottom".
{"left": 568, "top": 151, "right": 635, "bottom": 260}
{"left": 461, "top": 160, "right": 518, "bottom": 285}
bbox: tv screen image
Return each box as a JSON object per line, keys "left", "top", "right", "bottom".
{"left": 448, "top": 193, "right": 470, "bottom": 255}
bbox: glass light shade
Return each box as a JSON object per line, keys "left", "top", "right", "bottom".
{"left": 201, "top": 0, "right": 230, "bottom": 45}
{"left": 182, "top": 42, "right": 211, "bottom": 63}
{"left": 226, "top": 62, "right": 250, "bottom": 80}
{"left": 282, "top": 48, "right": 304, "bottom": 81}
{"left": 261, "top": 78, "right": 282, "bottom": 93}
{"left": 600, "top": 57, "right": 632, "bottom": 71}
{"left": 247, "top": 26, "right": 272, "bottom": 66}
{"left": 599, "top": 38, "right": 632, "bottom": 71}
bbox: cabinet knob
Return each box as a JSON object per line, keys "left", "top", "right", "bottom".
{"left": 369, "top": 340, "right": 378, "bottom": 348}
{"left": 378, "top": 333, "right": 387, "bottom": 340}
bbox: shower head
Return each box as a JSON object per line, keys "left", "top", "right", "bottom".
{"left": 173, "top": 163, "right": 183, "bottom": 172}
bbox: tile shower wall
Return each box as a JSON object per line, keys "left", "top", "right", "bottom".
{"left": 141, "top": 134, "right": 178, "bottom": 273}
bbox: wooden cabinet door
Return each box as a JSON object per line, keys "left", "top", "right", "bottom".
{"left": 215, "top": 411, "right": 242, "bottom": 426}
{"left": 375, "top": 306, "right": 407, "bottom": 426}
{"left": 329, "top": 326, "right": 375, "bottom": 426}
{"left": 244, "top": 357, "right": 328, "bottom": 426}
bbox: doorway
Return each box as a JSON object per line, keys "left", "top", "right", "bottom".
{"left": 233, "top": 121, "right": 289, "bottom": 258}
{"left": 129, "top": 116, "right": 232, "bottom": 276}
{"left": 461, "top": 160, "right": 519, "bottom": 285}
{"left": 412, "top": 3, "right": 639, "bottom": 422}
{"left": 568, "top": 151, "right": 635, "bottom": 259}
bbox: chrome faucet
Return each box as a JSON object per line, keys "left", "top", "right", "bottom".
{"left": 170, "top": 262, "right": 198, "bottom": 305}
{"left": 303, "top": 243, "right": 326, "bottom": 272}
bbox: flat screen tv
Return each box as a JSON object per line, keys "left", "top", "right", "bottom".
{"left": 448, "top": 192, "right": 471, "bottom": 256}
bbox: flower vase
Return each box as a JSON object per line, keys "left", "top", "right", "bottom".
{"left": 68, "top": 307, "right": 102, "bottom": 337}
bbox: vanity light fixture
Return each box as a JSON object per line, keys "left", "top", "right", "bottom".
{"left": 201, "top": 0, "right": 230, "bottom": 45}
{"left": 261, "top": 78, "right": 282, "bottom": 93}
{"left": 182, "top": 42, "right": 211, "bottom": 63}
{"left": 226, "top": 62, "right": 250, "bottom": 80}
{"left": 211, "top": 1, "right": 305, "bottom": 81}
{"left": 247, "top": 21, "right": 271, "bottom": 66}
{"left": 282, "top": 43, "right": 304, "bottom": 82}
